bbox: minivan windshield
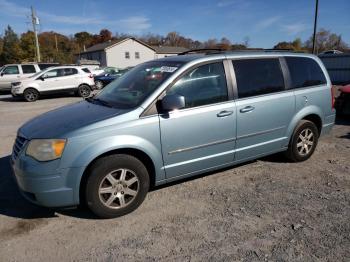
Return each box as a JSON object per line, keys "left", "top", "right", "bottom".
{"left": 94, "top": 61, "right": 184, "bottom": 109}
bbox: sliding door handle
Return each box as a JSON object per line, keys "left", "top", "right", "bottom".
{"left": 240, "top": 106, "right": 255, "bottom": 113}
{"left": 217, "top": 110, "right": 233, "bottom": 117}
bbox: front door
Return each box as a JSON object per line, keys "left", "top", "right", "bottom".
{"left": 231, "top": 58, "right": 295, "bottom": 161}
{"left": 0, "top": 65, "right": 21, "bottom": 90}
{"left": 159, "top": 62, "right": 236, "bottom": 179}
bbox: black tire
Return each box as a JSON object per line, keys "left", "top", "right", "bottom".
{"left": 78, "top": 84, "right": 91, "bottom": 98}
{"left": 85, "top": 154, "right": 150, "bottom": 218}
{"left": 95, "top": 80, "right": 104, "bottom": 90}
{"left": 285, "top": 120, "right": 319, "bottom": 162}
{"left": 23, "top": 88, "right": 39, "bottom": 102}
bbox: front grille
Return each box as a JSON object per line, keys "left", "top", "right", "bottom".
{"left": 12, "top": 135, "right": 28, "bottom": 160}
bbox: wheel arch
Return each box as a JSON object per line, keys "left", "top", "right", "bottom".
{"left": 285, "top": 106, "right": 323, "bottom": 146}
{"left": 79, "top": 147, "right": 157, "bottom": 205}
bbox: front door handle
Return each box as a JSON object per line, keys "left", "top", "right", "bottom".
{"left": 240, "top": 106, "right": 255, "bottom": 113}
{"left": 217, "top": 110, "right": 233, "bottom": 117}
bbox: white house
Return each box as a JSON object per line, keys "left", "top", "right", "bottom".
{"left": 77, "top": 38, "right": 188, "bottom": 69}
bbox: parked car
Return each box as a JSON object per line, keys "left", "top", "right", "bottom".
{"left": 94, "top": 68, "right": 130, "bottom": 89}
{"left": 335, "top": 84, "right": 350, "bottom": 115}
{"left": 11, "top": 66, "right": 95, "bottom": 101}
{"left": 11, "top": 52, "right": 335, "bottom": 218}
{"left": 320, "top": 50, "right": 343, "bottom": 55}
{"left": 91, "top": 66, "right": 120, "bottom": 76}
{"left": 0, "top": 63, "right": 59, "bottom": 91}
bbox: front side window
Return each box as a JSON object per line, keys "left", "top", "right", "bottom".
{"left": 232, "top": 58, "right": 285, "bottom": 99}
{"left": 3, "top": 65, "right": 19, "bottom": 75}
{"left": 21, "top": 65, "right": 36, "bottom": 74}
{"left": 167, "top": 62, "right": 228, "bottom": 108}
{"left": 125, "top": 52, "right": 130, "bottom": 59}
{"left": 94, "top": 61, "right": 184, "bottom": 109}
{"left": 285, "top": 57, "right": 327, "bottom": 89}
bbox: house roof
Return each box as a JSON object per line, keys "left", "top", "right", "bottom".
{"left": 80, "top": 37, "right": 188, "bottom": 54}
{"left": 151, "top": 46, "right": 189, "bottom": 54}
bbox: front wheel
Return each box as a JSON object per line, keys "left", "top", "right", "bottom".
{"left": 85, "top": 154, "right": 150, "bottom": 218}
{"left": 23, "top": 88, "right": 39, "bottom": 102}
{"left": 285, "top": 120, "right": 319, "bottom": 162}
{"left": 95, "top": 80, "right": 104, "bottom": 90}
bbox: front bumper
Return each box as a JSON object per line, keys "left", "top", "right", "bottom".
{"left": 11, "top": 152, "right": 85, "bottom": 208}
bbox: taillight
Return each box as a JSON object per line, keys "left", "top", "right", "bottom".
{"left": 331, "top": 85, "right": 335, "bottom": 109}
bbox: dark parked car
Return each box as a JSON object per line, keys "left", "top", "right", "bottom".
{"left": 335, "top": 85, "right": 350, "bottom": 115}
{"left": 94, "top": 68, "right": 130, "bottom": 89}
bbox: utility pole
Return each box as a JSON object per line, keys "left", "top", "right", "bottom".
{"left": 31, "top": 6, "right": 41, "bottom": 62}
{"left": 312, "top": 0, "right": 319, "bottom": 54}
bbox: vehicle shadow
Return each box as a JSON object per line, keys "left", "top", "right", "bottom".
{"left": 0, "top": 93, "right": 80, "bottom": 103}
{"left": 0, "top": 155, "right": 58, "bottom": 219}
{"left": 335, "top": 115, "right": 350, "bottom": 126}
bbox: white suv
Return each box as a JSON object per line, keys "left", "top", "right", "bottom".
{"left": 11, "top": 66, "right": 95, "bottom": 102}
{"left": 0, "top": 63, "right": 58, "bottom": 91}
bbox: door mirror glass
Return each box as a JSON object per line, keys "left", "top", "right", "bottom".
{"left": 160, "top": 94, "right": 185, "bottom": 112}
{"left": 0, "top": 72, "right": 3, "bottom": 77}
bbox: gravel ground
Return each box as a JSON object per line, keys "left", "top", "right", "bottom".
{"left": 0, "top": 94, "right": 349, "bottom": 261}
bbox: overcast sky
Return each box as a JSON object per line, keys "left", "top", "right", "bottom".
{"left": 0, "top": 0, "right": 349, "bottom": 48}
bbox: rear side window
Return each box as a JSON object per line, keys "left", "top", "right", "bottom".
{"left": 62, "top": 68, "right": 78, "bottom": 76}
{"left": 167, "top": 62, "right": 228, "bottom": 108}
{"left": 21, "top": 65, "right": 36, "bottom": 74}
{"left": 285, "top": 57, "right": 326, "bottom": 88}
{"left": 232, "top": 58, "right": 285, "bottom": 98}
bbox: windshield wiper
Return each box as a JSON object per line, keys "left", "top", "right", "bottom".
{"left": 86, "top": 97, "right": 114, "bottom": 108}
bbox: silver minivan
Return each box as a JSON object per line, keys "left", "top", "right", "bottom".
{"left": 11, "top": 51, "right": 335, "bottom": 218}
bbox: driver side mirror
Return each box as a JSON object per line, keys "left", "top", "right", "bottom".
{"left": 38, "top": 75, "right": 45, "bottom": 81}
{"left": 160, "top": 94, "right": 185, "bottom": 112}
{"left": 0, "top": 72, "right": 4, "bottom": 77}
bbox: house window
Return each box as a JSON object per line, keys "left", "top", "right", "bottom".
{"left": 135, "top": 52, "right": 140, "bottom": 59}
{"left": 125, "top": 52, "right": 130, "bottom": 59}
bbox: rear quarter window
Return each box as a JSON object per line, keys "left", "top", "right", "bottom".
{"left": 232, "top": 58, "right": 285, "bottom": 99}
{"left": 285, "top": 57, "right": 327, "bottom": 89}
{"left": 82, "top": 68, "right": 91, "bottom": 73}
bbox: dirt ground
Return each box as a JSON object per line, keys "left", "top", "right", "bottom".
{"left": 0, "top": 94, "right": 349, "bottom": 261}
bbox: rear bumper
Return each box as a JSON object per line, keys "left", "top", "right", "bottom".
{"left": 11, "top": 154, "right": 85, "bottom": 207}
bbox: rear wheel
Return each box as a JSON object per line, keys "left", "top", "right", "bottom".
{"left": 85, "top": 154, "right": 150, "bottom": 218}
{"left": 285, "top": 120, "right": 319, "bottom": 162}
{"left": 23, "top": 88, "right": 39, "bottom": 102}
{"left": 78, "top": 84, "right": 91, "bottom": 98}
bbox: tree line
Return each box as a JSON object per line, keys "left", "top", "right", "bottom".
{"left": 0, "top": 25, "right": 348, "bottom": 66}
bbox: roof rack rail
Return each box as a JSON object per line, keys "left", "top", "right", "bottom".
{"left": 263, "top": 48, "right": 294, "bottom": 52}
{"left": 178, "top": 48, "right": 223, "bottom": 55}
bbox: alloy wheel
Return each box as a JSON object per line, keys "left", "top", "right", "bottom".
{"left": 98, "top": 168, "right": 139, "bottom": 209}
{"left": 296, "top": 128, "right": 314, "bottom": 156}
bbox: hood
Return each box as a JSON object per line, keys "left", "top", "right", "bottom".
{"left": 19, "top": 100, "right": 130, "bottom": 139}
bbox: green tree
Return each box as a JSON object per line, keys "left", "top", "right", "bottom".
{"left": 0, "top": 25, "right": 23, "bottom": 64}
{"left": 20, "top": 31, "right": 36, "bottom": 62}
{"left": 0, "top": 37, "right": 3, "bottom": 57}
{"left": 74, "top": 31, "right": 93, "bottom": 51}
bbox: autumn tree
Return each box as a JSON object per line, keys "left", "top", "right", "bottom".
{"left": 0, "top": 25, "right": 23, "bottom": 64}
{"left": 274, "top": 38, "right": 304, "bottom": 51}
{"left": 304, "top": 28, "right": 349, "bottom": 53}
{"left": 91, "top": 29, "right": 113, "bottom": 45}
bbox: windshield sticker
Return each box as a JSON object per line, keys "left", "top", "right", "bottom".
{"left": 160, "top": 66, "right": 178, "bottom": 73}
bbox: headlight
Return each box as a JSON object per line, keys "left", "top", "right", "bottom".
{"left": 26, "top": 139, "right": 66, "bottom": 161}
{"left": 12, "top": 82, "right": 22, "bottom": 87}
